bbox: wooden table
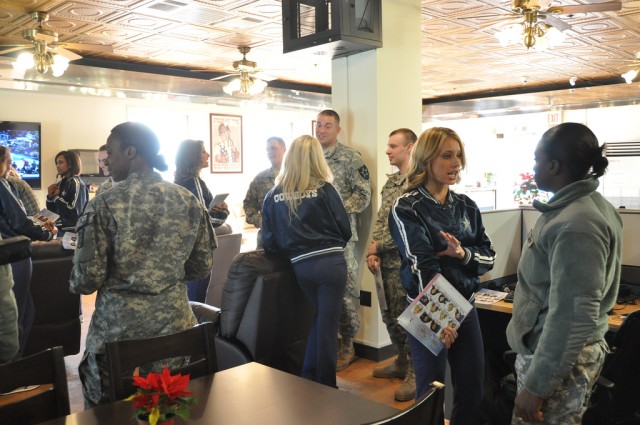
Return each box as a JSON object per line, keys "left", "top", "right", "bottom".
{"left": 477, "top": 300, "right": 640, "bottom": 329}
{"left": 39, "top": 362, "right": 399, "bottom": 425}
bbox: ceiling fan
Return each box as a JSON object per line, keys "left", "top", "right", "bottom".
{"left": 204, "top": 46, "right": 276, "bottom": 96}
{"left": 0, "top": 11, "right": 113, "bottom": 76}
{"left": 488, "top": 0, "right": 622, "bottom": 49}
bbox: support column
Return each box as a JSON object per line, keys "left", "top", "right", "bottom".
{"left": 331, "top": 0, "right": 422, "bottom": 354}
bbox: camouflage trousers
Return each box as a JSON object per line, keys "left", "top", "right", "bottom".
{"left": 380, "top": 266, "right": 411, "bottom": 363}
{"left": 512, "top": 340, "right": 608, "bottom": 425}
{"left": 339, "top": 241, "right": 360, "bottom": 340}
{"left": 79, "top": 350, "right": 188, "bottom": 409}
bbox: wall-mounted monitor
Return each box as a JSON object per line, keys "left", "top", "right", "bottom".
{"left": 0, "top": 121, "right": 42, "bottom": 189}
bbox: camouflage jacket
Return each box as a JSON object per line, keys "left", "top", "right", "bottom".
{"left": 372, "top": 172, "right": 405, "bottom": 269}
{"left": 324, "top": 142, "right": 372, "bottom": 241}
{"left": 243, "top": 167, "right": 278, "bottom": 228}
{"left": 95, "top": 177, "right": 117, "bottom": 196}
{"left": 69, "top": 171, "right": 217, "bottom": 354}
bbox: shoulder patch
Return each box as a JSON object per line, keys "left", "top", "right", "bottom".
{"left": 358, "top": 165, "right": 370, "bottom": 181}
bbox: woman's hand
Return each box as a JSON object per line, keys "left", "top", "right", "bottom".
{"left": 42, "top": 220, "right": 56, "bottom": 232}
{"left": 441, "top": 326, "right": 458, "bottom": 349}
{"left": 210, "top": 201, "right": 228, "bottom": 213}
{"left": 47, "top": 183, "right": 60, "bottom": 198}
{"left": 367, "top": 254, "right": 381, "bottom": 274}
{"left": 436, "top": 230, "right": 465, "bottom": 259}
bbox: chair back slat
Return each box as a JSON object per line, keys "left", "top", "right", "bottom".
{"left": 361, "top": 381, "right": 445, "bottom": 425}
{"left": 106, "top": 322, "right": 217, "bottom": 402}
{"left": 0, "top": 346, "right": 70, "bottom": 425}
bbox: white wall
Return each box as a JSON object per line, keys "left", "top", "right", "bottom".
{"left": 0, "top": 89, "right": 316, "bottom": 228}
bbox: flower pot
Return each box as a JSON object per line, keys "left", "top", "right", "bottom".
{"left": 136, "top": 415, "right": 174, "bottom": 425}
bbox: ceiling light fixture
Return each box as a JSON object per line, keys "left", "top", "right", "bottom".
{"left": 223, "top": 70, "right": 267, "bottom": 96}
{"left": 495, "top": 10, "right": 566, "bottom": 51}
{"left": 621, "top": 53, "right": 640, "bottom": 84}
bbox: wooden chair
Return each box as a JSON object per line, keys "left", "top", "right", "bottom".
{"left": 361, "top": 381, "right": 445, "bottom": 425}
{"left": 0, "top": 346, "right": 70, "bottom": 425}
{"left": 105, "top": 322, "right": 217, "bottom": 402}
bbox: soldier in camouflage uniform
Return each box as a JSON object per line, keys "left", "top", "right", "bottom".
{"left": 366, "top": 128, "right": 416, "bottom": 401}
{"left": 315, "top": 110, "right": 371, "bottom": 371}
{"left": 243, "top": 137, "right": 286, "bottom": 248}
{"left": 70, "top": 122, "right": 217, "bottom": 408}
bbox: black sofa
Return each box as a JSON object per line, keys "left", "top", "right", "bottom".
{"left": 24, "top": 240, "right": 80, "bottom": 357}
{"left": 191, "top": 250, "right": 315, "bottom": 375}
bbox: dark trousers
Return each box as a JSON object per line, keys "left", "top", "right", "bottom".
{"left": 409, "top": 305, "right": 485, "bottom": 425}
{"left": 186, "top": 273, "right": 211, "bottom": 304}
{"left": 293, "top": 253, "right": 347, "bottom": 388}
{"left": 10, "top": 257, "right": 33, "bottom": 359}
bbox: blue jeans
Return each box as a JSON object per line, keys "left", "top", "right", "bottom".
{"left": 409, "top": 305, "right": 484, "bottom": 425}
{"left": 10, "top": 257, "right": 33, "bottom": 359}
{"left": 186, "top": 273, "right": 211, "bottom": 304}
{"left": 293, "top": 253, "right": 347, "bottom": 388}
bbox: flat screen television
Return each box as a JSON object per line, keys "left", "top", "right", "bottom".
{"left": 0, "top": 121, "right": 42, "bottom": 189}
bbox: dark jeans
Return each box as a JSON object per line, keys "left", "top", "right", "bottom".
{"left": 293, "top": 253, "right": 347, "bottom": 388}
{"left": 409, "top": 305, "right": 485, "bottom": 425}
{"left": 186, "top": 273, "right": 211, "bottom": 304}
{"left": 10, "top": 257, "right": 33, "bottom": 359}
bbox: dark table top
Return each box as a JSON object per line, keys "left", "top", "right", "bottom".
{"left": 41, "top": 362, "right": 399, "bottom": 425}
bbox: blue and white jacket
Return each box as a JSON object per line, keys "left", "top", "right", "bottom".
{"left": 389, "top": 187, "right": 495, "bottom": 300}
{"left": 46, "top": 176, "right": 88, "bottom": 228}
{"left": 262, "top": 182, "right": 352, "bottom": 263}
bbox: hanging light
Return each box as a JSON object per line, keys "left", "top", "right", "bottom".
{"left": 11, "top": 41, "right": 70, "bottom": 77}
{"left": 495, "top": 10, "right": 566, "bottom": 50}
{"left": 223, "top": 71, "right": 267, "bottom": 96}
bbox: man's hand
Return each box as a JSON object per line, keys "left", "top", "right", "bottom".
{"left": 367, "top": 254, "right": 381, "bottom": 274}
{"left": 367, "top": 240, "right": 378, "bottom": 257}
{"left": 42, "top": 220, "right": 56, "bottom": 232}
{"left": 514, "top": 388, "right": 544, "bottom": 422}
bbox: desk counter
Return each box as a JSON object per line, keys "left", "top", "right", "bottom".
{"left": 477, "top": 301, "right": 639, "bottom": 329}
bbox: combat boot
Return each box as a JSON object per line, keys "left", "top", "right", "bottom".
{"left": 372, "top": 357, "right": 408, "bottom": 379}
{"left": 336, "top": 339, "right": 355, "bottom": 371}
{"left": 394, "top": 368, "right": 416, "bottom": 402}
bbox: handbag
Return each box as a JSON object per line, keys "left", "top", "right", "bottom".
{"left": 0, "top": 235, "right": 32, "bottom": 265}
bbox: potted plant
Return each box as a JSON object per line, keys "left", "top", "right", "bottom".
{"left": 513, "top": 172, "right": 548, "bottom": 205}
{"left": 127, "top": 367, "right": 197, "bottom": 425}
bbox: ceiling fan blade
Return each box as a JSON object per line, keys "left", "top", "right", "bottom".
{"left": 210, "top": 73, "right": 236, "bottom": 81}
{"left": 254, "top": 72, "right": 277, "bottom": 82}
{"left": 55, "top": 47, "right": 82, "bottom": 61}
{"left": 547, "top": 2, "right": 622, "bottom": 15}
{"left": 59, "top": 42, "right": 114, "bottom": 54}
{"left": 0, "top": 46, "right": 28, "bottom": 55}
{"left": 540, "top": 15, "right": 571, "bottom": 31}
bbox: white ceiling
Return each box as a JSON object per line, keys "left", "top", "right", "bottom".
{"left": 1, "top": 0, "right": 639, "bottom": 107}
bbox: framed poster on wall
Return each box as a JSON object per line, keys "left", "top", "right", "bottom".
{"left": 210, "top": 113, "right": 243, "bottom": 173}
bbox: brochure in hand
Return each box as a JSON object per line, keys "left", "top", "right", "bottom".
{"left": 208, "top": 193, "right": 229, "bottom": 210}
{"left": 397, "top": 273, "right": 472, "bottom": 356}
{"left": 32, "top": 209, "right": 59, "bottom": 226}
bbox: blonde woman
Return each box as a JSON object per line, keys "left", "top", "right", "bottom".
{"left": 261, "top": 135, "right": 351, "bottom": 388}
{"left": 389, "top": 127, "right": 496, "bottom": 425}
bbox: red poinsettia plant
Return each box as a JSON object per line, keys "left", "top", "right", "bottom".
{"left": 126, "top": 367, "right": 197, "bottom": 425}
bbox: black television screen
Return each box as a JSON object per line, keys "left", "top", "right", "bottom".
{"left": 0, "top": 121, "right": 42, "bottom": 189}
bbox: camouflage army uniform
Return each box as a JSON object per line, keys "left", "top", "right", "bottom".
{"left": 243, "top": 167, "right": 278, "bottom": 247}
{"left": 512, "top": 341, "right": 607, "bottom": 425}
{"left": 324, "top": 142, "right": 372, "bottom": 342}
{"left": 372, "top": 173, "right": 412, "bottom": 368}
{"left": 70, "top": 170, "right": 217, "bottom": 408}
{"left": 95, "top": 176, "right": 116, "bottom": 196}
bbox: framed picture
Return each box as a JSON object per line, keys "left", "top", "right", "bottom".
{"left": 210, "top": 113, "right": 243, "bottom": 173}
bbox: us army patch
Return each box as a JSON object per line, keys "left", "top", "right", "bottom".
{"left": 358, "top": 165, "right": 370, "bottom": 180}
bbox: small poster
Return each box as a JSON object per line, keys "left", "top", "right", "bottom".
{"left": 397, "top": 273, "right": 472, "bottom": 356}
{"left": 210, "top": 113, "right": 243, "bottom": 173}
